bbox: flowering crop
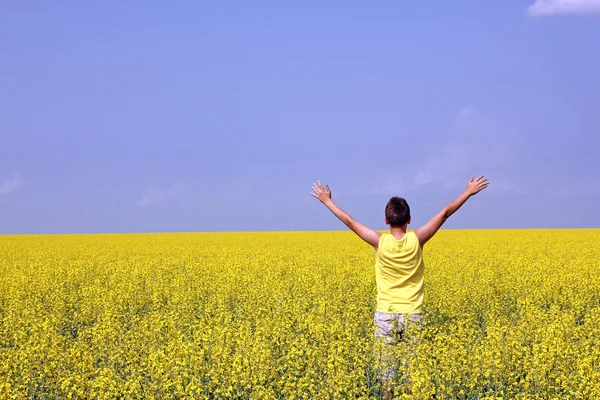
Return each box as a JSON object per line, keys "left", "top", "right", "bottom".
{"left": 1, "top": 230, "right": 599, "bottom": 399}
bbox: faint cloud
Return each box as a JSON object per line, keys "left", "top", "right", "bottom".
{"left": 375, "top": 175, "right": 410, "bottom": 196}
{"left": 412, "top": 144, "right": 471, "bottom": 190}
{"left": 455, "top": 105, "right": 475, "bottom": 121}
{"left": 137, "top": 187, "right": 164, "bottom": 207}
{"left": 368, "top": 105, "right": 587, "bottom": 200}
{"left": 488, "top": 180, "right": 530, "bottom": 196}
{"left": 371, "top": 106, "right": 517, "bottom": 196}
{"left": 0, "top": 172, "right": 25, "bottom": 196}
{"left": 527, "top": 0, "right": 600, "bottom": 16}
{"left": 543, "top": 185, "right": 575, "bottom": 198}
{"left": 166, "top": 182, "right": 184, "bottom": 200}
{"left": 137, "top": 182, "right": 184, "bottom": 207}
{"left": 412, "top": 106, "right": 521, "bottom": 191}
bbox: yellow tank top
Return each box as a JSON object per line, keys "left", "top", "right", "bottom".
{"left": 375, "top": 231, "right": 425, "bottom": 314}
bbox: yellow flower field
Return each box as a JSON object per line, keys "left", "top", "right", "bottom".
{"left": 1, "top": 230, "right": 599, "bottom": 399}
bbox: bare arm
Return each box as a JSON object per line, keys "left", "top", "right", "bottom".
{"left": 311, "top": 180, "right": 382, "bottom": 250}
{"left": 414, "top": 175, "right": 489, "bottom": 247}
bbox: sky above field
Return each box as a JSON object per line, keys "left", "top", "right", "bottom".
{"left": 1, "top": 1, "right": 599, "bottom": 233}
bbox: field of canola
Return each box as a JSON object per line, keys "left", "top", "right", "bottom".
{"left": 1, "top": 229, "right": 600, "bottom": 399}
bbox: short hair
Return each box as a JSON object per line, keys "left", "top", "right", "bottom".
{"left": 385, "top": 197, "right": 410, "bottom": 227}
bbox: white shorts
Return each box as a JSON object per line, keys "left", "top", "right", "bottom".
{"left": 373, "top": 310, "right": 424, "bottom": 380}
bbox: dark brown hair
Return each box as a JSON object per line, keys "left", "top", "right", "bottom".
{"left": 385, "top": 197, "right": 410, "bottom": 227}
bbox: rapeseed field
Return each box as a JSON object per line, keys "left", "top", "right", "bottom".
{"left": 1, "top": 230, "right": 599, "bottom": 399}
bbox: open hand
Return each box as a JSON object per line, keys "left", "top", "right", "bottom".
{"left": 311, "top": 180, "right": 332, "bottom": 203}
{"left": 466, "top": 175, "right": 489, "bottom": 195}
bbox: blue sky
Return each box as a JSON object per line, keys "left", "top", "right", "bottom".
{"left": 1, "top": 1, "right": 599, "bottom": 234}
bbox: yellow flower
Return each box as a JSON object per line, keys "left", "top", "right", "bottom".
{"left": 0, "top": 230, "right": 599, "bottom": 398}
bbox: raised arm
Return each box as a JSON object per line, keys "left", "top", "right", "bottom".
{"left": 311, "top": 180, "right": 382, "bottom": 250}
{"left": 414, "top": 175, "right": 489, "bottom": 247}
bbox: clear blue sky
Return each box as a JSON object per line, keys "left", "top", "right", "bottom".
{"left": 1, "top": 1, "right": 599, "bottom": 234}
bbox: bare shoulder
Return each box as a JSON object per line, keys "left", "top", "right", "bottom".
{"left": 411, "top": 229, "right": 425, "bottom": 248}
{"left": 374, "top": 231, "right": 384, "bottom": 251}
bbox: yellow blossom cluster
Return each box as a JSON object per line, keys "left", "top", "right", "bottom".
{"left": 0, "top": 230, "right": 599, "bottom": 399}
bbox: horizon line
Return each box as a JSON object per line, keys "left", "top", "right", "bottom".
{"left": 1, "top": 227, "right": 598, "bottom": 236}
